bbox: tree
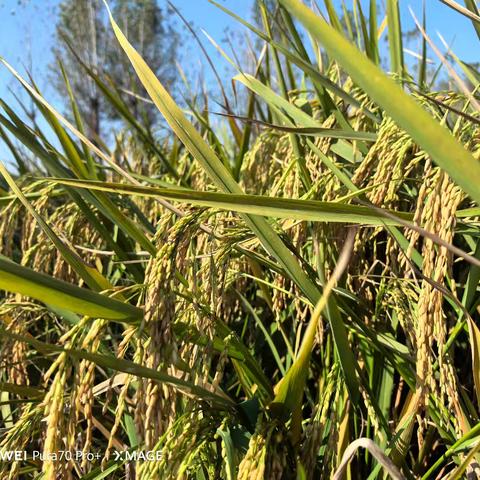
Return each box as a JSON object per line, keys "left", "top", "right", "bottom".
{"left": 51, "top": 0, "right": 181, "bottom": 136}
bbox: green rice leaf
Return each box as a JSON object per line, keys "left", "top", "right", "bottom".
{"left": 0, "top": 257, "right": 142, "bottom": 322}
{"left": 386, "top": 0, "right": 404, "bottom": 79}
{"left": 49, "top": 177, "right": 412, "bottom": 226}
{"left": 279, "top": 0, "right": 480, "bottom": 205}
{"left": 270, "top": 232, "right": 356, "bottom": 428}
{"left": 467, "top": 316, "right": 480, "bottom": 406}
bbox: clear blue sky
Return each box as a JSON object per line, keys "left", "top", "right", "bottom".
{"left": 0, "top": 0, "right": 478, "bottom": 163}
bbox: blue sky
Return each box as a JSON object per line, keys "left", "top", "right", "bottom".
{"left": 0, "top": 0, "right": 478, "bottom": 160}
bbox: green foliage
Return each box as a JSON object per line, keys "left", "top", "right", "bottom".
{"left": 1, "top": 1, "right": 480, "bottom": 479}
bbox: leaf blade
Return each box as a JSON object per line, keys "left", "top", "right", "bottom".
{"left": 279, "top": 0, "right": 480, "bottom": 205}
{"left": 0, "top": 257, "right": 142, "bottom": 322}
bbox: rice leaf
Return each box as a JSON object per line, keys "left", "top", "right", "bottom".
{"left": 386, "top": 0, "right": 404, "bottom": 79}
{"left": 279, "top": 0, "right": 480, "bottom": 205}
{"left": 270, "top": 231, "right": 356, "bottom": 425}
{"left": 49, "top": 177, "right": 412, "bottom": 226}
{"left": 467, "top": 316, "right": 480, "bottom": 406}
{"left": 208, "top": 0, "right": 380, "bottom": 122}
{"left": 0, "top": 257, "right": 142, "bottom": 322}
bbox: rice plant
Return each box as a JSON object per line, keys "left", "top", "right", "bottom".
{"left": 1, "top": 0, "right": 480, "bottom": 478}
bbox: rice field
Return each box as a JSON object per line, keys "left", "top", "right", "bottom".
{"left": 1, "top": 0, "right": 480, "bottom": 478}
